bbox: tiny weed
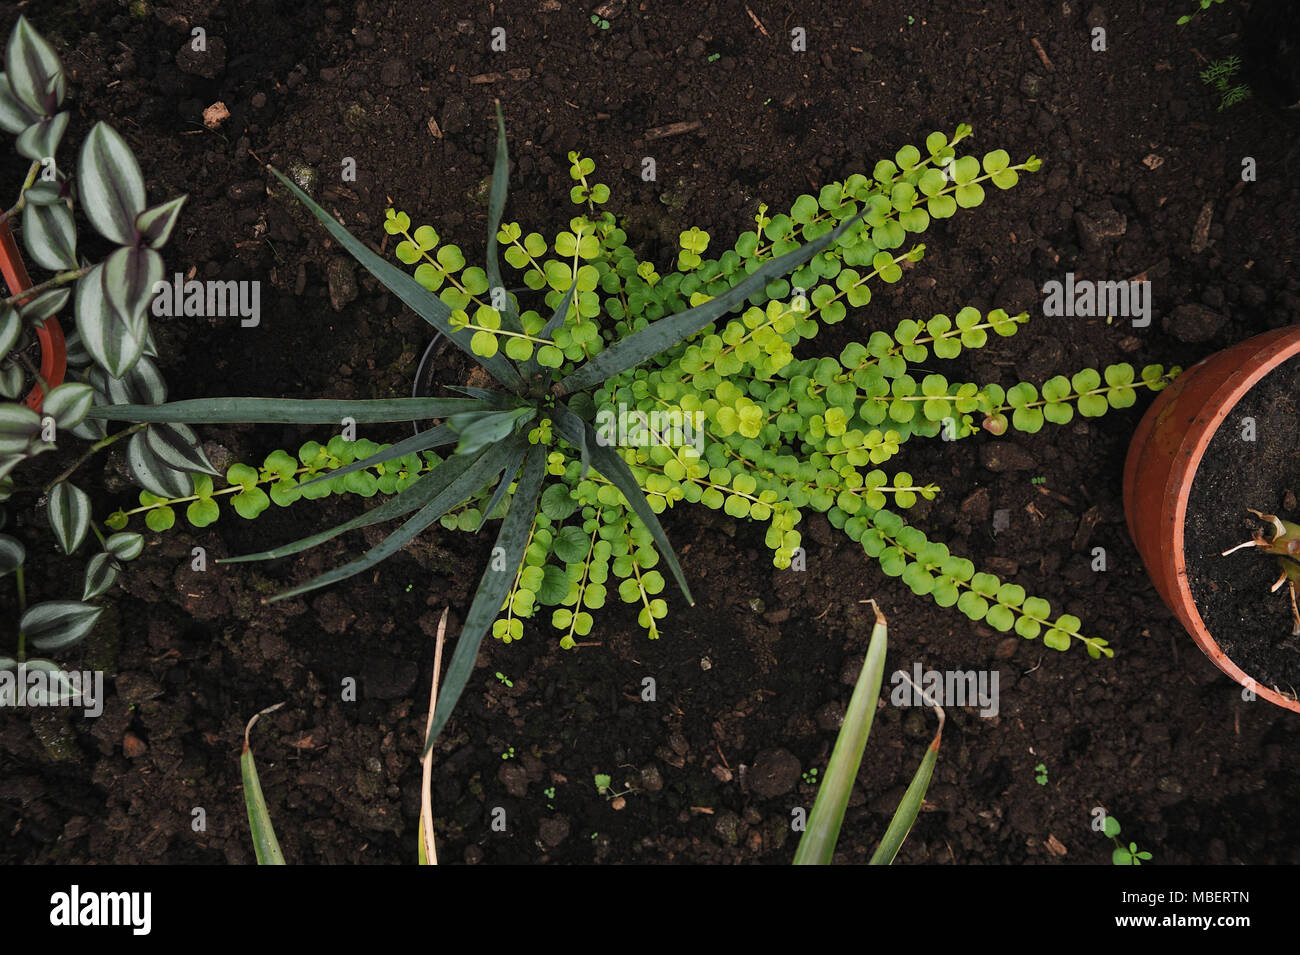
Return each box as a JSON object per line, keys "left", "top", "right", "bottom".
{"left": 1034, "top": 763, "right": 1048, "bottom": 785}
{"left": 1177, "top": 0, "right": 1226, "bottom": 26}
{"left": 594, "top": 773, "right": 635, "bottom": 800}
{"left": 1199, "top": 55, "right": 1251, "bottom": 112}
{"left": 1101, "top": 813, "right": 1154, "bottom": 865}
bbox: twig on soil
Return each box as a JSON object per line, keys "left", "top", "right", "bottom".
{"left": 745, "top": 4, "right": 770, "bottom": 36}
{"left": 644, "top": 120, "right": 703, "bottom": 141}
{"left": 1030, "top": 37, "right": 1054, "bottom": 70}
{"left": 420, "top": 607, "right": 449, "bottom": 866}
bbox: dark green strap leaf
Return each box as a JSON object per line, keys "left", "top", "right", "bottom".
{"left": 89, "top": 396, "right": 487, "bottom": 424}
{"left": 297, "top": 424, "right": 456, "bottom": 490}
{"left": 485, "top": 102, "right": 522, "bottom": 335}
{"left": 551, "top": 404, "right": 692, "bottom": 605}
{"left": 451, "top": 407, "right": 535, "bottom": 456}
{"left": 476, "top": 439, "right": 528, "bottom": 532}
{"left": 519, "top": 282, "right": 576, "bottom": 381}
{"left": 555, "top": 205, "right": 868, "bottom": 395}
{"left": 267, "top": 436, "right": 524, "bottom": 602}
{"left": 868, "top": 733, "right": 940, "bottom": 865}
{"left": 267, "top": 165, "right": 525, "bottom": 392}
{"left": 445, "top": 385, "right": 515, "bottom": 405}
{"left": 241, "top": 703, "right": 287, "bottom": 865}
{"left": 426, "top": 442, "right": 546, "bottom": 750}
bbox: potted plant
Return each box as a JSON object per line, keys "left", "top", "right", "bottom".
{"left": 1123, "top": 324, "right": 1300, "bottom": 711}
{"left": 94, "top": 107, "right": 1180, "bottom": 749}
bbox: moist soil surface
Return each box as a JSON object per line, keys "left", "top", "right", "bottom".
{"left": 4, "top": 0, "right": 1300, "bottom": 865}
{"left": 1185, "top": 355, "right": 1300, "bottom": 700}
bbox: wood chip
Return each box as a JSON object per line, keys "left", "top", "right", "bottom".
{"left": 1142, "top": 153, "right": 1164, "bottom": 170}
{"left": 1046, "top": 834, "right": 1068, "bottom": 857}
{"left": 1191, "top": 201, "right": 1214, "bottom": 254}
{"left": 202, "top": 101, "right": 230, "bottom": 129}
{"left": 427, "top": 115, "right": 442, "bottom": 139}
{"left": 644, "top": 120, "right": 702, "bottom": 140}
{"left": 1072, "top": 505, "right": 1102, "bottom": 552}
{"left": 1030, "top": 37, "right": 1053, "bottom": 70}
{"left": 594, "top": 0, "right": 626, "bottom": 17}
{"left": 470, "top": 68, "right": 531, "bottom": 84}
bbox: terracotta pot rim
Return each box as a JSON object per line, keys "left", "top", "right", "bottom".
{"left": 1162, "top": 331, "right": 1300, "bottom": 709}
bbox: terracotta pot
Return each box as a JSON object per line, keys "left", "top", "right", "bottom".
{"left": 0, "top": 215, "right": 66, "bottom": 413}
{"left": 1122, "top": 324, "right": 1300, "bottom": 712}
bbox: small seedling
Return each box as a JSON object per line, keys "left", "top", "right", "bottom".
{"left": 494, "top": 670, "right": 514, "bottom": 687}
{"left": 707, "top": 52, "right": 720, "bottom": 62}
{"left": 593, "top": 773, "right": 634, "bottom": 799}
{"left": 1199, "top": 55, "right": 1251, "bottom": 111}
{"left": 1177, "top": 0, "right": 1226, "bottom": 25}
{"left": 589, "top": 14, "right": 610, "bottom": 29}
{"left": 1101, "top": 813, "right": 1153, "bottom": 865}
{"left": 501, "top": 745, "right": 515, "bottom": 760}
{"left": 802, "top": 767, "right": 820, "bottom": 786}
{"left": 1222, "top": 508, "right": 1300, "bottom": 634}
{"left": 543, "top": 786, "right": 555, "bottom": 799}
{"left": 1034, "top": 763, "right": 1048, "bottom": 785}
{"left": 1030, "top": 475, "right": 1046, "bottom": 485}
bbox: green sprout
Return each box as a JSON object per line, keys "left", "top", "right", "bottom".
{"left": 1222, "top": 509, "right": 1300, "bottom": 634}
{"left": 1034, "top": 763, "right": 1048, "bottom": 785}
{"left": 707, "top": 52, "right": 720, "bottom": 62}
{"left": 501, "top": 745, "right": 515, "bottom": 760}
{"left": 794, "top": 603, "right": 941, "bottom": 865}
{"left": 1177, "top": 0, "right": 1226, "bottom": 25}
{"left": 594, "top": 773, "right": 634, "bottom": 800}
{"left": 543, "top": 786, "right": 555, "bottom": 798}
{"left": 494, "top": 670, "right": 514, "bottom": 687}
{"left": 802, "top": 767, "right": 820, "bottom": 786}
{"left": 589, "top": 14, "right": 610, "bottom": 29}
{"left": 1199, "top": 55, "right": 1251, "bottom": 111}
{"left": 1102, "top": 813, "right": 1153, "bottom": 865}
{"left": 1030, "top": 475, "right": 1045, "bottom": 485}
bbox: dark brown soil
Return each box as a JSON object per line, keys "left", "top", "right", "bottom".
{"left": 1185, "top": 355, "right": 1300, "bottom": 698}
{"left": 5, "top": 0, "right": 1300, "bottom": 866}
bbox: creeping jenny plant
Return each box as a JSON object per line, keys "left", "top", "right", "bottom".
{"left": 92, "top": 108, "right": 1177, "bottom": 749}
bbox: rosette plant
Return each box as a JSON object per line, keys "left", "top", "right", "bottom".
{"left": 92, "top": 105, "right": 1177, "bottom": 749}
{"left": 1222, "top": 508, "right": 1300, "bottom": 634}
{"left": 0, "top": 16, "right": 202, "bottom": 687}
